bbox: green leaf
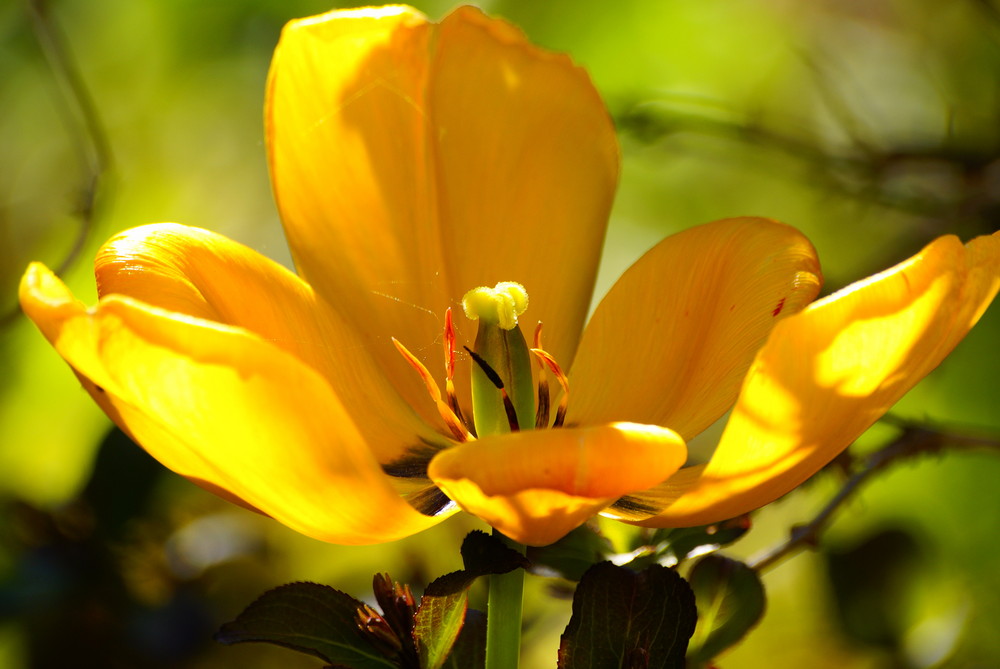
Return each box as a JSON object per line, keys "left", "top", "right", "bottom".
{"left": 215, "top": 582, "right": 396, "bottom": 669}
{"left": 412, "top": 531, "right": 527, "bottom": 669}
{"left": 558, "top": 562, "right": 697, "bottom": 669}
{"left": 685, "top": 555, "right": 766, "bottom": 665}
{"left": 459, "top": 529, "right": 530, "bottom": 577}
{"left": 442, "top": 609, "right": 486, "bottom": 669}
{"left": 823, "top": 528, "right": 922, "bottom": 651}
{"left": 527, "top": 524, "right": 612, "bottom": 581}
{"left": 650, "top": 518, "right": 751, "bottom": 567}
{"left": 413, "top": 579, "right": 468, "bottom": 669}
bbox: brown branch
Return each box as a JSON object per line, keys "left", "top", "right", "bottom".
{"left": 2, "top": 0, "right": 112, "bottom": 327}
{"left": 748, "top": 422, "right": 1000, "bottom": 573}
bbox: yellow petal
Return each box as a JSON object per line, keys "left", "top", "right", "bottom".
{"left": 95, "top": 223, "right": 442, "bottom": 465}
{"left": 428, "top": 423, "right": 686, "bottom": 545}
{"left": 266, "top": 6, "right": 617, "bottom": 389}
{"left": 20, "top": 263, "right": 449, "bottom": 544}
{"left": 267, "top": 6, "right": 444, "bottom": 354}
{"left": 640, "top": 231, "right": 1000, "bottom": 526}
{"left": 430, "top": 7, "right": 618, "bottom": 370}
{"left": 569, "top": 218, "right": 822, "bottom": 439}
{"left": 601, "top": 465, "right": 706, "bottom": 523}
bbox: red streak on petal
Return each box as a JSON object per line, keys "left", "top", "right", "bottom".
{"left": 444, "top": 307, "right": 456, "bottom": 379}
{"left": 772, "top": 297, "right": 786, "bottom": 317}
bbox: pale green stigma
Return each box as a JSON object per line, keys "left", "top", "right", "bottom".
{"left": 462, "top": 282, "right": 529, "bottom": 331}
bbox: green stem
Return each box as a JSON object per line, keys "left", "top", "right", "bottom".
{"left": 485, "top": 529, "right": 525, "bottom": 669}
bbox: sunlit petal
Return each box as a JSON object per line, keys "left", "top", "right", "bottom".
{"left": 638, "top": 231, "right": 1000, "bottom": 526}
{"left": 20, "top": 263, "right": 449, "bottom": 544}
{"left": 267, "top": 6, "right": 617, "bottom": 390}
{"left": 431, "top": 7, "right": 618, "bottom": 371}
{"left": 267, "top": 6, "right": 444, "bottom": 355}
{"left": 601, "top": 465, "right": 706, "bottom": 523}
{"left": 428, "top": 422, "right": 686, "bottom": 545}
{"left": 569, "top": 218, "right": 821, "bottom": 439}
{"left": 96, "top": 223, "right": 445, "bottom": 465}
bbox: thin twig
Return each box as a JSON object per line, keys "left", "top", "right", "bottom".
{"left": 749, "top": 423, "right": 1000, "bottom": 573}
{"left": 2, "top": 0, "right": 112, "bottom": 327}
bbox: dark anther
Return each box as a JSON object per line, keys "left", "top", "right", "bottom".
{"left": 464, "top": 346, "right": 504, "bottom": 389}
{"left": 381, "top": 447, "right": 438, "bottom": 479}
{"left": 535, "top": 376, "right": 550, "bottom": 428}
{"left": 609, "top": 495, "right": 662, "bottom": 516}
{"left": 409, "top": 486, "right": 455, "bottom": 516}
{"left": 464, "top": 346, "right": 520, "bottom": 431}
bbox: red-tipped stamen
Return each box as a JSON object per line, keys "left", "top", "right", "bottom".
{"left": 393, "top": 337, "right": 472, "bottom": 442}
{"left": 530, "top": 347, "right": 569, "bottom": 427}
{"left": 393, "top": 337, "right": 441, "bottom": 402}
{"left": 442, "top": 308, "right": 470, "bottom": 432}
{"left": 533, "top": 323, "right": 551, "bottom": 428}
{"left": 444, "top": 308, "right": 456, "bottom": 380}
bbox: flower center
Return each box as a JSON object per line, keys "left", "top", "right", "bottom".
{"left": 392, "top": 281, "right": 569, "bottom": 443}
{"left": 462, "top": 282, "right": 534, "bottom": 437}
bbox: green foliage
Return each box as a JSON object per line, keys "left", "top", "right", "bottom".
{"left": 640, "top": 519, "right": 752, "bottom": 568}
{"left": 215, "top": 531, "right": 527, "bottom": 669}
{"left": 413, "top": 587, "right": 466, "bottom": 669}
{"left": 441, "top": 610, "right": 486, "bottom": 669}
{"left": 414, "top": 531, "right": 528, "bottom": 669}
{"left": 530, "top": 518, "right": 750, "bottom": 582}
{"left": 823, "top": 528, "right": 923, "bottom": 653}
{"left": 685, "top": 555, "right": 766, "bottom": 666}
{"left": 558, "top": 562, "right": 697, "bottom": 669}
{"left": 215, "top": 582, "right": 396, "bottom": 669}
{"left": 458, "top": 530, "right": 531, "bottom": 578}
{"left": 527, "top": 525, "right": 613, "bottom": 581}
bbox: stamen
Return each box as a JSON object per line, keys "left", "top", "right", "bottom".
{"left": 442, "top": 308, "right": 470, "bottom": 434}
{"left": 464, "top": 346, "right": 520, "bottom": 432}
{"left": 533, "top": 323, "right": 550, "bottom": 429}
{"left": 392, "top": 337, "right": 472, "bottom": 441}
{"left": 407, "top": 486, "right": 456, "bottom": 517}
{"left": 530, "top": 347, "right": 569, "bottom": 428}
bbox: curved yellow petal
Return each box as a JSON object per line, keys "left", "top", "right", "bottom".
{"left": 95, "top": 223, "right": 443, "bottom": 465}
{"left": 431, "top": 7, "right": 618, "bottom": 370}
{"left": 267, "top": 6, "right": 617, "bottom": 391}
{"left": 600, "top": 465, "right": 706, "bottom": 523}
{"left": 20, "top": 263, "right": 449, "bottom": 544}
{"left": 569, "top": 218, "right": 822, "bottom": 439}
{"left": 267, "top": 6, "right": 445, "bottom": 357}
{"left": 640, "top": 231, "right": 1000, "bottom": 526}
{"left": 428, "top": 423, "right": 686, "bottom": 545}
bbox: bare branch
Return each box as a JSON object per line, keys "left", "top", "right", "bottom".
{"left": 749, "top": 421, "right": 1000, "bottom": 573}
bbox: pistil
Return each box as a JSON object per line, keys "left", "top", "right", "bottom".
{"left": 462, "top": 282, "right": 536, "bottom": 438}
{"left": 391, "top": 282, "right": 571, "bottom": 447}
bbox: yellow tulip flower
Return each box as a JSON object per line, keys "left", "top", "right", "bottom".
{"left": 19, "top": 6, "right": 1000, "bottom": 547}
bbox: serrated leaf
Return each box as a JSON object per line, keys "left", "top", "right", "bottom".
{"left": 413, "top": 580, "right": 468, "bottom": 669}
{"left": 215, "top": 582, "right": 396, "bottom": 669}
{"left": 686, "top": 555, "right": 765, "bottom": 664}
{"left": 442, "top": 609, "right": 486, "bottom": 669}
{"left": 412, "top": 531, "right": 526, "bottom": 669}
{"left": 527, "top": 525, "right": 612, "bottom": 581}
{"left": 422, "top": 531, "right": 530, "bottom": 601}
{"left": 558, "top": 562, "right": 697, "bottom": 669}
{"left": 460, "top": 529, "right": 530, "bottom": 577}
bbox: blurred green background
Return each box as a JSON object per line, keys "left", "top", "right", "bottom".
{"left": 2, "top": 0, "right": 999, "bottom": 667}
